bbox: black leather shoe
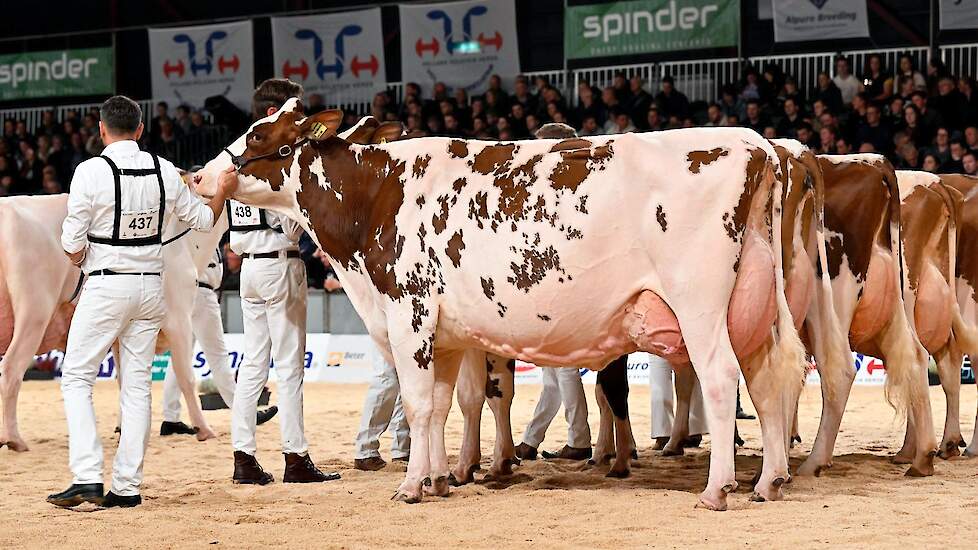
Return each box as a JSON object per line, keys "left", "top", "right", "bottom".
{"left": 256, "top": 406, "right": 279, "bottom": 426}
{"left": 736, "top": 410, "right": 756, "bottom": 420}
{"left": 233, "top": 451, "right": 274, "bottom": 485}
{"left": 515, "top": 442, "right": 538, "bottom": 460}
{"left": 47, "top": 483, "right": 104, "bottom": 508}
{"left": 160, "top": 421, "right": 199, "bottom": 436}
{"left": 283, "top": 453, "right": 341, "bottom": 483}
{"left": 102, "top": 491, "right": 141, "bottom": 508}
{"left": 542, "top": 445, "right": 593, "bottom": 461}
{"left": 354, "top": 456, "right": 387, "bottom": 471}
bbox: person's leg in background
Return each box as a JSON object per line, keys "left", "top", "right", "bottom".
{"left": 648, "top": 355, "right": 675, "bottom": 449}
{"left": 517, "top": 367, "right": 562, "bottom": 460}
{"left": 540, "top": 367, "right": 592, "bottom": 460}
{"left": 354, "top": 351, "right": 403, "bottom": 471}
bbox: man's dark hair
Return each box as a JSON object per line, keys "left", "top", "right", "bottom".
{"left": 252, "top": 78, "right": 304, "bottom": 121}
{"left": 535, "top": 123, "right": 577, "bottom": 139}
{"left": 100, "top": 95, "right": 142, "bottom": 134}
{"left": 910, "top": 90, "right": 927, "bottom": 101}
{"left": 661, "top": 75, "right": 675, "bottom": 86}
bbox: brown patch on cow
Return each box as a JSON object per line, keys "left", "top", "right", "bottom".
{"left": 549, "top": 141, "right": 614, "bottom": 193}
{"left": 508, "top": 245, "right": 566, "bottom": 292}
{"left": 415, "top": 195, "right": 425, "bottom": 208}
{"left": 413, "top": 340, "right": 433, "bottom": 370}
{"left": 722, "top": 147, "right": 768, "bottom": 246}
{"left": 446, "top": 230, "right": 465, "bottom": 268}
{"left": 497, "top": 302, "right": 508, "bottom": 317}
{"left": 485, "top": 357, "right": 503, "bottom": 398}
{"left": 492, "top": 154, "right": 542, "bottom": 224}
{"left": 468, "top": 191, "right": 490, "bottom": 229}
{"left": 941, "top": 175, "right": 978, "bottom": 301}
{"left": 537, "top": 314, "right": 551, "bottom": 321}
{"left": 452, "top": 177, "right": 467, "bottom": 194}
{"left": 448, "top": 140, "right": 469, "bottom": 159}
{"left": 576, "top": 195, "right": 588, "bottom": 214}
{"left": 549, "top": 138, "right": 593, "bottom": 152}
{"left": 471, "top": 143, "right": 516, "bottom": 175}
{"left": 900, "top": 185, "right": 949, "bottom": 291}
{"left": 432, "top": 194, "right": 450, "bottom": 234}
{"left": 686, "top": 147, "right": 730, "bottom": 174}
{"left": 481, "top": 277, "right": 495, "bottom": 300}
{"left": 656, "top": 204, "right": 667, "bottom": 232}
{"left": 236, "top": 111, "right": 311, "bottom": 191}
{"left": 413, "top": 154, "right": 432, "bottom": 179}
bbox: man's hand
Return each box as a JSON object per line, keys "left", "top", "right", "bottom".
{"left": 65, "top": 248, "right": 86, "bottom": 267}
{"left": 324, "top": 276, "right": 343, "bottom": 292}
{"left": 205, "top": 166, "right": 238, "bottom": 222}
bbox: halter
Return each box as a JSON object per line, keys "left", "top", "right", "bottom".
{"left": 223, "top": 137, "right": 308, "bottom": 170}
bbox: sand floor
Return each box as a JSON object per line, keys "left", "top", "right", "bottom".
{"left": 2, "top": 381, "right": 977, "bottom": 549}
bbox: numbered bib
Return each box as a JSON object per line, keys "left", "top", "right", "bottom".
{"left": 229, "top": 200, "right": 261, "bottom": 226}
{"left": 119, "top": 208, "right": 161, "bottom": 240}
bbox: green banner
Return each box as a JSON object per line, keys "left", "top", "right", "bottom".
{"left": 0, "top": 47, "right": 113, "bottom": 101}
{"left": 565, "top": 0, "right": 739, "bottom": 60}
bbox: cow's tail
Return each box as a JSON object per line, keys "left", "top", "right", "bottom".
{"left": 764, "top": 150, "right": 808, "bottom": 404}
{"left": 800, "top": 152, "right": 850, "bottom": 403}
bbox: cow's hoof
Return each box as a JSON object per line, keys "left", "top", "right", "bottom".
{"left": 749, "top": 492, "right": 766, "bottom": 502}
{"left": 491, "top": 459, "right": 514, "bottom": 476}
{"left": 964, "top": 447, "right": 978, "bottom": 458}
{"left": 891, "top": 453, "right": 913, "bottom": 465}
{"left": 905, "top": 451, "right": 936, "bottom": 477}
{"left": 795, "top": 460, "right": 828, "bottom": 477}
{"left": 505, "top": 456, "right": 521, "bottom": 467}
{"left": 751, "top": 476, "right": 785, "bottom": 502}
{"left": 449, "top": 463, "right": 480, "bottom": 486}
{"left": 423, "top": 476, "right": 450, "bottom": 497}
{"left": 195, "top": 427, "right": 217, "bottom": 442}
{"left": 695, "top": 485, "right": 733, "bottom": 512}
{"left": 0, "top": 436, "right": 29, "bottom": 452}
{"left": 391, "top": 490, "right": 422, "bottom": 504}
{"left": 606, "top": 463, "right": 630, "bottom": 479}
{"left": 938, "top": 437, "right": 965, "bottom": 459}
{"left": 661, "top": 446, "right": 684, "bottom": 457}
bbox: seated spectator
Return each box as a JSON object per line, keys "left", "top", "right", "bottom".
{"left": 655, "top": 76, "right": 690, "bottom": 119}
{"left": 946, "top": 139, "right": 968, "bottom": 172}
{"left": 922, "top": 153, "right": 941, "bottom": 173}
{"left": 719, "top": 84, "right": 745, "bottom": 120}
{"left": 887, "top": 96, "right": 906, "bottom": 128}
{"left": 174, "top": 105, "right": 192, "bottom": 134}
{"left": 601, "top": 86, "right": 620, "bottom": 117}
{"left": 862, "top": 54, "right": 892, "bottom": 103}
{"left": 896, "top": 54, "right": 927, "bottom": 92}
{"left": 818, "top": 126, "right": 838, "bottom": 154}
{"left": 922, "top": 127, "right": 952, "bottom": 166}
{"left": 910, "top": 91, "right": 941, "bottom": 141}
{"left": 512, "top": 78, "right": 538, "bottom": 113}
{"left": 575, "top": 85, "right": 607, "bottom": 129}
{"left": 835, "top": 136, "right": 853, "bottom": 154}
{"left": 762, "top": 126, "right": 777, "bottom": 139}
{"left": 895, "top": 142, "right": 921, "bottom": 170}
{"left": 776, "top": 97, "right": 803, "bottom": 137}
{"left": 834, "top": 56, "right": 865, "bottom": 107}
{"left": 426, "top": 115, "right": 445, "bottom": 135}
{"left": 778, "top": 76, "right": 803, "bottom": 107}
{"left": 605, "top": 108, "right": 636, "bottom": 134}
{"left": 443, "top": 113, "right": 465, "bottom": 137}
{"left": 964, "top": 151, "right": 978, "bottom": 176}
{"left": 965, "top": 125, "right": 978, "bottom": 151}
{"left": 813, "top": 71, "right": 844, "bottom": 114}
{"left": 612, "top": 72, "right": 632, "bottom": 105}
{"left": 959, "top": 77, "right": 978, "bottom": 126}
{"left": 579, "top": 115, "right": 601, "bottom": 136}
{"left": 739, "top": 69, "right": 763, "bottom": 102}
{"left": 742, "top": 100, "right": 769, "bottom": 133}
{"left": 796, "top": 122, "right": 817, "bottom": 148}
{"left": 898, "top": 104, "right": 928, "bottom": 148}
{"left": 629, "top": 76, "right": 653, "bottom": 129}
{"left": 509, "top": 103, "right": 529, "bottom": 137}
{"left": 15, "top": 144, "right": 42, "bottom": 194}
{"left": 896, "top": 75, "right": 917, "bottom": 101}
{"left": 855, "top": 104, "right": 892, "bottom": 154}
{"left": 704, "top": 103, "right": 725, "bottom": 127}
{"left": 525, "top": 113, "right": 541, "bottom": 136}
{"left": 0, "top": 175, "right": 13, "bottom": 197}
{"left": 931, "top": 76, "right": 967, "bottom": 131}
{"left": 859, "top": 142, "right": 877, "bottom": 153}
{"left": 646, "top": 105, "right": 665, "bottom": 131}
{"left": 499, "top": 128, "right": 515, "bottom": 141}
{"left": 41, "top": 166, "right": 62, "bottom": 194}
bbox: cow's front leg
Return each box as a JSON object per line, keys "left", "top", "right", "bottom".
{"left": 486, "top": 355, "right": 517, "bottom": 476}
{"left": 450, "top": 350, "right": 485, "bottom": 486}
{"left": 591, "top": 382, "right": 615, "bottom": 465}
{"left": 165, "top": 324, "right": 216, "bottom": 441}
{"left": 424, "top": 349, "right": 463, "bottom": 497}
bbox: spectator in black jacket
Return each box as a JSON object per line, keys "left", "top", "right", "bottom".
{"left": 813, "top": 71, "right": 844, "bottom": 114}
{"left": 655, "top": 76, "right": 690, "bottom": 119}
{"left": 629, "top": 76, "right": 653, "bottom": 129}
{"left": 776, "top": 97, "right": 803, "bottom": 138}
{"left": 856, "top": 104, "right": 893, "bottom": 154}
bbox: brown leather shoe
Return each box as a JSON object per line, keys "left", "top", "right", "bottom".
{"left": 354, "top": 456, "right": 387, "bottom": 471}
{"left": 233, "top": 451, "right": 274, "bottom": 485}
{"left": 392, "top": 455, "right": 410, "bottom": 463}
{"left": 515, "top": 442, "right": 538, "bottom": 460}
{"left": 284, "top": 453, "right": 341, "bottom": 483}
{"left": 541, "top": 445, "right": 593, "bottom": 461}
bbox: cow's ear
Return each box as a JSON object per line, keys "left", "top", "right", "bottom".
{"left": 299, "top": 109, "right": 343, "bottom": 141}
{"left": 372, "top": 122, "right": 406, "bottom": 144}
{"left": 344, "top": 117, "right": 380, "bottom": 144}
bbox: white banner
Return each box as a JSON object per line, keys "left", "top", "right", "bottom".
{"left": 940, "top": 0, "right": 978, "bottom": 30}
{"left": 773, "top": 0, "right": 870, "bottom": 43}
{"left": 272, "top": 9, "right": 387, "bottom": 107}
{"left": 399, "top": 0, "right": 520, "bottom": 96}
{"left": 149, "top": 21, "right": 254, "bottom": 111}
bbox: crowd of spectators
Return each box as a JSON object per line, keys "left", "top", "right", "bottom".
{"left": 5, "top": 51, "right": 978, "bottom": 290}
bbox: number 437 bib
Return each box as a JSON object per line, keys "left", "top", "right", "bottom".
{"left": 119, "top": 208, "right": 161, "bottom": 240}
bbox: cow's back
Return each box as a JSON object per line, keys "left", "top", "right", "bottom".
{"left": 940, "top": 175, "right": 978, "bottom": 300}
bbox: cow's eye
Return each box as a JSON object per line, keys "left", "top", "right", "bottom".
{"left": 250, "top": 134, "right": 263, "bottom": 143}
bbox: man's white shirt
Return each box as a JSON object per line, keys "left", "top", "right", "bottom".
{"left": 61, "top": 140, "right": 215, "bottom": 273}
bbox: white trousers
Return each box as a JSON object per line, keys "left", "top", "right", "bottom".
{"left": 522, "top": 367, "right": 591, "bottom": 449}
{"left": 162, "top": 286, "right": 236, "bottom": 421}
{"left": 231, "top": 257, "right": 308, "bottom": 455}
{"left": 353, "top": 350, "right": 410, "bottom": 459}
{"left": 61, "top": 275, "right": 164, "bottom": 496}
{"left": 649, "top": 356, "right": 707, "bottom": 439}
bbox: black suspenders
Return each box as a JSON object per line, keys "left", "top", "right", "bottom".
{"left": 88, "top": 153, "right": 166, "bottom": 247}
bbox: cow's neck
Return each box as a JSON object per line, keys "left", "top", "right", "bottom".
{"left": 295, "top": 139, "right": 407, "bottom": 300}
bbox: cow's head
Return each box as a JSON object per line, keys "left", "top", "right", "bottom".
{"left": 195, "top": 97, "right": 343, "bottom": 212}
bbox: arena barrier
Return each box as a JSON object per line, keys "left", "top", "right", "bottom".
{"left": 32, "top": 337, "right": 946, "bottom": 387}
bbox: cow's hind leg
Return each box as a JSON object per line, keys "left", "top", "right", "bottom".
{"left": 742, "top": 347, "right": 795, "bottom": 502}
{"left": 423, "top": 349, "right": 463, "bottom": 498}
{"left": 486, "top": 355, "right": 517, "bottom": 476}
{"left": 165, "top": 327, "right": 215, "bottom": 441}
{"left": 592, "top": 382, "right": 615, "bottom": 466}
{"left": 597, "top": 355, "right": 632, "bottom": 478}
{"left": 450, "top": 350, "right": 485, "bottom": 486}
{"left": 935, "top": 345, "right": 966, "bottom": 458}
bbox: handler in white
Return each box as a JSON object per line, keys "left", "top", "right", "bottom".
{"left": 48, "top": 95, "right": 235, "bottom": 509}
{"left": 228, "top": 78, "right": 338, "bottom": 485}
{"left": 649, "top": 357, "right": 707, "bottom": 449}
{"left": 353, "top": 351, "right": 410, "bottom": 471}
{"left": 159, "top": 247, "right": 279, "bottom": 435}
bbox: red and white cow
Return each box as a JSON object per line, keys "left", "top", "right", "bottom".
{"left": 195, "top": 98, "right": 806, "bottom": 509}
{"left": 0, "top": 189, "right": 229, "bottom": 451}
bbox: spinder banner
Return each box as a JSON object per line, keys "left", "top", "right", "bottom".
{"left": 0, "top": 47, "right": 113, "bottom": 101}
{"left": 564, "top": 0, "right": 740, "bottom": 61}
{"left": 940, "top": 0, "right": 978, "bottom": 30}
{"left": 772, "top": 0, "right": 870, "bottom": 43}
{"left": 149, "top": 20, "right": 254, "bottom": 110}
{"left": 271, "top": 8, "right": 387, "bottom": 106}
{"left": 399, "top": 0, "right": 520, "bottom": 96}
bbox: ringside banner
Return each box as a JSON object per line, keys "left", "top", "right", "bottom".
{"left": 940, "top": 0, "right": 978, "bottom": 30}
{"left": 773, "top": 0, "right": 869, "bottom": 43}
{"left": 149, "top": 21, "right": 254, "bottom": 110}
{"left": 272, "top": 9, "right": 387, "bottom": 106}
{"left": 399, "top": 0, "right": 520, "bottom": 96}
{"left": 564, "top": 0, "right": 740, "bottom": 61}
{"left": 0, "top": 48, "right": 113, "bottom": 101}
